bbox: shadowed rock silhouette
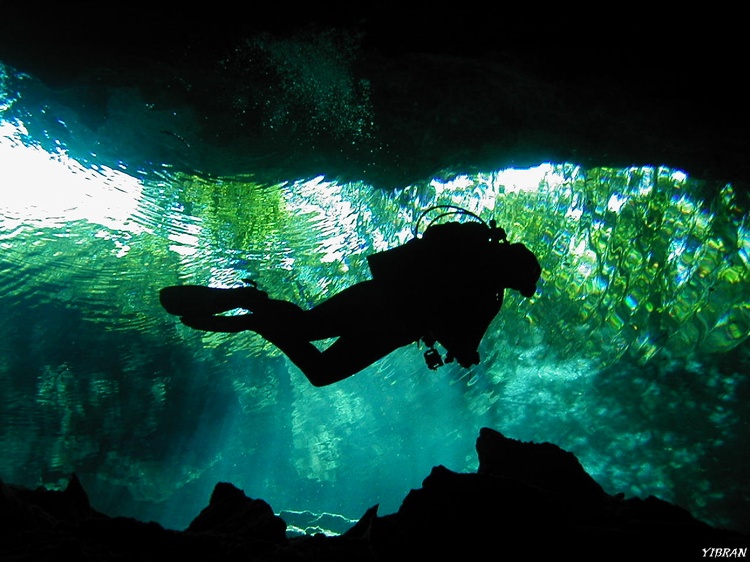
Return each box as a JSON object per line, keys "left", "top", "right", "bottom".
{"left": 2, "top": 428, "right": 746, "bottom": 561}
{"left": 160, "top": 210, "right": 542, "bottom": 386}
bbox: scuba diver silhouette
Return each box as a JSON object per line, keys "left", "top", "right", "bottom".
{"left": 159, "top": 206, "right": 541, "bottom": 387}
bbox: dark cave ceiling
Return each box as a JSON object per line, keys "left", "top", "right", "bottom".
{"left": 1, "top": 4, "right": 747, "bottom": 191}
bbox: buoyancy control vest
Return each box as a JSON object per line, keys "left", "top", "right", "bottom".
{"left": 365, "top": 209, "right": 509, "bottom": 369}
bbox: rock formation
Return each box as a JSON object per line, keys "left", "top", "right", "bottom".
{"left": 1, "top": 428, "right": 745, "bottom": 560}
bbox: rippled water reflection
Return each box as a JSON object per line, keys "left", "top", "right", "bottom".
{"left": 1, "top": 64, "right": 748, "bottom": 534}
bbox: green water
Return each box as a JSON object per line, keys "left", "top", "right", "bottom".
{"left": 0, "top": 56, "right": 748, "bottom": 535}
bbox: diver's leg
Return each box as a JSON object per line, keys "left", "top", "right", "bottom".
{"left": 284, "top": 281, "right": 421, "bottom": 384}
{"left": 179, "top": 310, "right": 404, "bottom": 386}
{"left": 178, "top": 280, "right": 383, "bottom": 335}
{"left": 260, "top": 331, "right": 412, "bottom": 387}
{"left": 179, "top": 298, "right": 304, "bottom": 333}
{"left": 174, "top": 280, "right": 418, "bottom": 385}
{"left": 160, "top": 278, "right": 372, "bottom": 317}
{"left": 180, "top": 295, "right": 414, "bottom": 386}
{"left": 300, "top": 280, "right": 390, "bottom": 339}
{"left": 160, "top": 285, "right": 268, "bottom": 317}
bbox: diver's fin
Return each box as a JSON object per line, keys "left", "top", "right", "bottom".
{"left": 180, "top": 314, "right": 257, "bottom": 333}
{"left": 159, "top": 285, "right": 268, "bottom": 316}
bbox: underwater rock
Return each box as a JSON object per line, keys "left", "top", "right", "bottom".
{"left": 0, "top": 473, "right": 100, "bottom": 531}
{"left": 1, "top": 428, "right": 746, "bottom": 561}
{"left": 476, "top": 426, "right": 609, "bottom": 516}
{"left": 359, "top": 429, "right": 748, "bottom": 558}
{"left": 185, "top": 481, "right": 287, "bottom": 544}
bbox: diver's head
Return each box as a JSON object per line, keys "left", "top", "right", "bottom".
{"left": 500, "top": 243, "right": 541, "bottom": 298}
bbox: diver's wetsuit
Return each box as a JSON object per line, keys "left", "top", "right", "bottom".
{"left": 162, "top": 221, "right": 540, "bottom": 386}
{"left": 366, "top": 221, "right": 507, "bottom": 368}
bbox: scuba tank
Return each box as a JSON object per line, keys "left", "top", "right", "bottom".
{"left": 367, "top": 205, "right": 508, "bottom": 283}
{"left": 366, "top": 205, "right": 510, "bottom": 370}
{"left": 412, "top": 204, "right": 507, "bottom": 244}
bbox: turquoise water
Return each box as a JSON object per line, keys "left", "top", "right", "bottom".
{"left": 0, "top": 54, "right": 748, "bottom": 535}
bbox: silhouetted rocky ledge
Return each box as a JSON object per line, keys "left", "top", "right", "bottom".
{"left": 2, "top": 428, "right": 746, "bottom": 560}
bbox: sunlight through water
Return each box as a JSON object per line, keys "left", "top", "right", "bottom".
{"left": 0, "top": 59, "right": 748, "bottom": 537}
